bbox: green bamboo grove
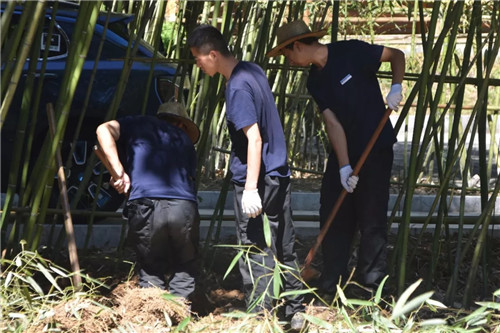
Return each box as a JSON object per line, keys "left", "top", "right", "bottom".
{"left": 1, "top": 1, "right": 499, "bottom": 308}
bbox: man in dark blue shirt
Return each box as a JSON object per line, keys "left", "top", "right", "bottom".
{"left": 267, "top": 20, "right": 405, "bottom": 296}
{"left": 96, "top": 102, "right": 200, "bottom": 302}
{"left": 188, "top": 24, "right": 305, "bottom": 330}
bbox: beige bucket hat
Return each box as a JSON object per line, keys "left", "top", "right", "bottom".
{"left": 157, "top": 102, "right": 200, "bottom": 144}
{"left": 266, "top": 20, "right": 328, "bottom": 57}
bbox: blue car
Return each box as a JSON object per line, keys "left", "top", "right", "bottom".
{"left": 1, "top": 2, "right": 181, "bottom": 212}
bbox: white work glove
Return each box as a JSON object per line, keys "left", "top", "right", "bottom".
{"left": 339, "top": 164, "right": 359, "bottom": 193}
{"left": 241, "top": 189, "right": 263, "bottom": 218}
{"left": 386, "top": 83, "right": 402, "bottom": 111}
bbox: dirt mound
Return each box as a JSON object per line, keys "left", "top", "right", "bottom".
{"left": 27, "top": 280, "right": 190, "bottom": 333}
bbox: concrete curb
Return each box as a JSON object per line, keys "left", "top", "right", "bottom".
{"left": 6, "top": 191, "right": 497, "bottom": 249}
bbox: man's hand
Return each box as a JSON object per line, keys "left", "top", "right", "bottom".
{"left": 110, "top": 173, "right": 131, "bottom": 194}
{"left": 241, "top": 189, "right": 263, "bottom": 218}
{"left": 339, "top": 164, "right": 359, "bottom": 193}
{"left": 386, "top": 83, "right": 402, "bottom": 111}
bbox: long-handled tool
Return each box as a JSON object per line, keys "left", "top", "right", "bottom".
{"left": 302, "top": 107, "right": 393, "bottom": 278}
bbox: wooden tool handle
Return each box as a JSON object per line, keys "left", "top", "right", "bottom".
{"left": 303, "top": 107, "right": 393, "bottom": 269}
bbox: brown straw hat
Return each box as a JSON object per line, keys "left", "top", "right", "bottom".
{"left": 157, "top": 102, "right": 200, "bottom": 144}
{"left": 266, "top": 20, "right": 328, "bottom": 57}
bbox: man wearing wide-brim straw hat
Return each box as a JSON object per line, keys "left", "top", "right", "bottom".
{"left": 268, "top": 20, "right": 405, "bottom": 298}
{"left": 266, "top": 20, "right": 329, "bottom": 57}
{"left": 96, "top": 101, "right": 200, "bottom": 307}
{"left": 157, "top": 102, "right": 200, "bottom": 144}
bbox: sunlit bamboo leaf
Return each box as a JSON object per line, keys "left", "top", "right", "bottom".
{"left": 262, "top": 213, "right": 272, "bottom": 249}
{"left": 392, "top": 291, "right": 435, "bottom": 319}
{"left": 345, "top": 298, "right": 374, "bottom": 307}
{"left": 391, "top": 279, "right": 422, "bottom": 319}
{"left": 475, "top": 301, "right": 500, "bottom": 310}
{"left": 49, "top": 265, "right": 69, "bottom": 278}
{"left": 5, "top": 271, "right": 14, "bottom": 287}
{"left": 426, "top": 298, "right": 447, "bottom": 308}
{"left": 279, "top": 288, "right": 315, "bottom": 298}
{"left": 25, "top": 276, "right": 44, "bottom": 295}
{"left": 337, "top": 284, "right": 351, "bottom": 309}
{"left": 36, "top": 263, "right": 62, "bottom": 292}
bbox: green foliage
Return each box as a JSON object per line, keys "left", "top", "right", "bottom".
{"left": 221, "top": 243, "right": 500, "bottom": 332}
{"left": 1, "top": 246, "right": 499, "bottom": 331}
{"left": 161, "top": 21, "right": 176, "bottom": 54}
{"left": 0, "top": 245, "right": 107, "bottom": 332}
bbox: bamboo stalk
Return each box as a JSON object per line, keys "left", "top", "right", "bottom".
{"left": 25, "top": 2, "right": 101, "bottom": 249}
{"left": 47, "top": 103, "right": 82, "bottom": 289}
{"left": 395, "top": 0, "right": 441, "bottom": 295}
{"left": 1, "top": 1, "right": 45, "bottom": 127}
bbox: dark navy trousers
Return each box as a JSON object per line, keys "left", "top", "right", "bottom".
{"left": 126, "top": 198, "right": 200, "bottom": 298}
{"left": 233, "top": 175, "right": 305, "bottom": 317}
{"left": 319, "top": 147, "right": 393, "bottom": 292}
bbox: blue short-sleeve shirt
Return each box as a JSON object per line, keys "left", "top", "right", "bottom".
{"left": 225, "top": 61, "right": 290, "bottom": 184}
{"left": 307, "top": 40, "right": 396, "bottom": 161}
{"left": 117, "top": 115, "right": 197, "bottom": 202}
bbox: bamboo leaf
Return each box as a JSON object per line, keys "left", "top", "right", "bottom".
{"left": 337, "top": 284, "right": 351, "bottom": 308}
{"left": 475, "top": 301, "right": 500, "bottom": 310}
{"left": 49, "top": 265, "right": 69, "bottom": 278}
{"left": 345, "top": 299, "right": 374, "bottom": 307}
{"left": 224, "top": 251, "right": 243, "bottom": 280}
{"left": 263, "top": 213, "right": 272, "bottom": 248}
{"left": 391, "top": 279, "right": 422, "bottom": 319}
{"left": 4, "top": 271, "right": 14, "bottom": 287}
{"left": 279, "top": 288, "right": 315, "bottom": 298}
{"left": 174, "top": 317, "right": 191, "bottom": 332}
{"left": 36, "top": 263, "right": 62, "bottom": 292}
{"left": 272, "top": 265, "right": 281, "bottom": 299}
{"left": 419, "top": 318, "right": 449, "bottom": 327}
{"left": 339, "top": 306, "right": 357, "bottom": 332}
{"left": 392, "top": 291, "right": 435, "bottom": 320}
{"left": 25, "top": 276, "right": 44, "bottom": 295}
{"left": 426, "top": 298, "right": 447, "bottom": 308}
{"left": 374, "top": 275, "right": 389, "bottom": 304}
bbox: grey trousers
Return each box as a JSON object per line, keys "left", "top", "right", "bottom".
{"left": 126, "top": 197, "right": 200, "bottom": 298}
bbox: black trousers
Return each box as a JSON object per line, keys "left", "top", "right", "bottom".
{"left": 126, "top": 198, "right": 200, "bottom": 298}
{"left": 319, "top": 147, "right": 393, "bottom": 292}
{"left": 233, "top": 175, "right": 304, "bottom": 317}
